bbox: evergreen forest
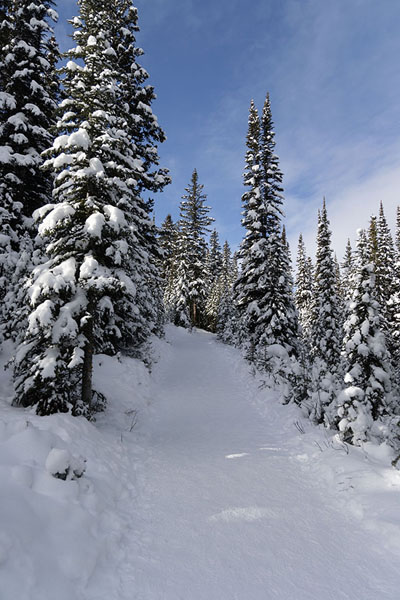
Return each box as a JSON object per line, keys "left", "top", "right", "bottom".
{"left": 1, "top": 0, "right": 400, "bottom": 455}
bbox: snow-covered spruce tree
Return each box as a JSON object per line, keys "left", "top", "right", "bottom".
{"left": 179, "top": 169, "right": 213, "bottom": 328}
{"left": 341, "top": 238, "right": 355, "bottom": 303}
{"left": 376, "top": 202, "right": 397, "bottom": 328}
{"left": 390, "top": 207, "right": 400, "bottom": 390}
{"left": 396, "top": 206, "right": 400, "bottom": 256}
{"left": 253, "top": 95, "right": 301, "bottom": 385}
{"left": 0, "top": 0, "right": 59, "bottom": 336}
{"left": 159, "top": 213, "right": 176, "bottom": 282}
{"left": 13, "top": 0, "right": 169, "bottom": 416}
{"left": 309, "top": 200, "right": 342, "bottom": 424}
{"left": 376, "top": 202, "right": 400, "bottom": 392}
{"left": 218, "top": 247, "right": 240, "bottom": 345}
{"left": 337, "top": 228, "right": 396, "bottom": 445}
{"left": 295, "top": 233, "right": 313, "bottom": 341}
{"left": 235, "top": 95, "right": 301, "bottom": 396}
{"left": 368, "top": 215, "right": 378, "bottom": 268}
{"left": 205, "top": 229, "right": 223, "bottom": 332}
{"left": 374, "top": 203, "right": 396, "bottom": 310}
{"left": 233, "top": 99, "right": 263, "bottom": 355}
{"left": 216, "top": 241, "right": 233, "bottom": 339}
{"left": 167, "top": 227, "right": 191, "bottom": 328}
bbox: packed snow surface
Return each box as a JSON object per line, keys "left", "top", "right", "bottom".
{"left": 1, "top": 326, "right": 400, "bottom": 599}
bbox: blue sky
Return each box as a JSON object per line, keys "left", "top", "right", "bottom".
{"left": 55, "top": 0, "right": 400, "bottom": 260}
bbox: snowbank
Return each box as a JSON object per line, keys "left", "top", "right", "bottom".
{"left": 0, "top": 344, "right": 152, "bottom": 599}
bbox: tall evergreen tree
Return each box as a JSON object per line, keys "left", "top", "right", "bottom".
{"left": 0, "top": 0, "right": 58, "bottom": 226}
{"left": 167, "top": 227, "right": 191, "bottom": 328}
{"left": 396, "top": 206, "right": 400, "bottom": 256}
{"left": 295, "top": 233, "right": 313, "bottom": 340}
{"left": 338, "top": 229, "right": 393, "bottom": 445}
{"left": 376, "top": 202, "right": 396, "bottom": 319}
{"left": 368, "top": 215, "right": 379, "bottom": 269}
{"left": 235, "top": 94, "right": 300, "bottom": 391}
{"left": 178, "top": 169, "right": 213, "bottom": 327}
{"left": 13, "top": 0, "right": 169, "bottom": 416}
{"left": 341, "top": 238, "right": 355, "bottom": 303}
{"left": 205, "top": 229, "right": 222, "bottom": 331}
{"left": 0, "top": 0, "right": 59, "bottom": 335}
{"left": 309, "top": 200, "right": 342, "bottom": 424}
{"left": 234, "top": 100, "right": 263, "bottom": 354}
{"left": 159, "top": 214, "right": 176, "bottom": 280}
{"left": 217, "top": 242, "right": 239, "bottom": 345}
{"left": 374, "top": 203, "right": 396, "bottom": 310}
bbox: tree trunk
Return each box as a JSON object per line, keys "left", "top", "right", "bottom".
{"left": 192, "top": 300, "right": 197, "bottom": 327}
{"left": 81, "top": 312, "right": 94, "bottom": 412}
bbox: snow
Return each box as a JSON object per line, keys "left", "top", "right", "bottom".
{"left": 53, "top": 129, "right": 90, "bottom": 152}
{"left": 37, "top": 203, "right": 75, "bottom": 235}
{"left": 84, "top": 212, "right": 105, "bottom": 237}
{"left": 68, "top": 128, "right": 91, "bottom": 150}
{"left": 104, "top": 205, "right": 127, "bottom": 230}
{"left": 0, "top": 92, "right": 16, "bottom": 110}
{"left": 0, "top": 327, "right": 400, "bottom": 598}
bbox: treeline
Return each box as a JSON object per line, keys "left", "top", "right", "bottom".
{"left": 162, "top": 95, "right": 400, "bottom": 450}
{"left": 1, "top": 2, "right": 399, "bottom": 451}
{"left": 0, "top": 1, "right": 169, "bottom": 416}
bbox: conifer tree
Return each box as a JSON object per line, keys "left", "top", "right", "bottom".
{"left": 376, "top": 202, "right": 396, "bottom": 317}
{"left": 341, "top": 238, "right": 355, "bottom": 303}
{"left": 13, "top": 0, "right": 169, "bottom": 416}
{"left": 0, "top": 0, "right": 59, "bottom": 333}
{"left": 0, "top": 0, "right": 58, "bottom": 226}
{"left": 396, "top": 206, "right": 400, "bottom": 256}
{"left": 167, "top": 228, "right": 191, "bottom": 327}
{"left": 234, "top": 100, "right": 263, "bottom": 355}
{"left": 310, "top": 200, "right": 342, "bottom": 424}
{"left": 235, "top": 94, "right": 300, "bottom": 390}
{"left": 368, "top": 215, "right": 379, "bottom": 268}
{"left": 338, "top": 229, "right": 393, "bottom": 445}
{"left": 178, "top": 169, "right": 213, "bottom": 327}
{"left": 216, "top": 242, "right": 238, "bottom": 345}
{"left": 295, "top": 233, "right": 313, "bottom": 340}
{"left": 159, "top": 214, "right": 176, "bottom": 280}
{"left": 205, "top": 229, "right": 222, "bottom": 331}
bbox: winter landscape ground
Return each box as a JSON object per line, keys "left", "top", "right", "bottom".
{"left": 1, "top": 325, "right": 400, "bottom": 599}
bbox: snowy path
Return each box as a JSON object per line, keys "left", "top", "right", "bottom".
{"left": 107, "top": 327, "right": 400, "bottom": 600}
{"left": 2, "top": 327, "right": 400, "bottom": 599}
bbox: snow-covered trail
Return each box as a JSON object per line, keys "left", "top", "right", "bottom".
{"left": 115, "top": 327, "right": 400, "bottom": 600}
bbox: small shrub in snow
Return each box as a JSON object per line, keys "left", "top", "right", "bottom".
{"left": 45, "top": 448, "right": 86, "bottom": 481}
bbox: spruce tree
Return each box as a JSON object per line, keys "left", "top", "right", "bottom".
{"left": 159, "top": 214, "right": 176, "bottom": 281}
{"left": 341, "top": 238, "right": 355, "bottom": 303}
{"left": 167, "top": 228, "right": 191, "bottom": 328}
{"left": 396, "top": 206, "right": 400, "bottom": 256}
{"left": 235, "top": 94, "right": 300, "bottom": 391}
{"left": 338, "top": 229, "right": 393, "bottom": 445}
{"left": 234, "top": 99, "right": 263, "bottom": 355}
{"left": 205, "top": 229, "right": 222, "bottom": 331}
{"left": 0, "top": 0, "right": 58, "bottom": 225}
{"left": 13, "top": 0, "right": 169, "bottom": 416}
{"left": 216, "top": 242, "right": 238, "bottom": 345}
{"left": 295, "top": 233, "right": 313, "bottom": 340}
{"left": 0, "top": 0, "right": 59, "bottom": 335}
{"left": 368, "top": 215, "right": 379, "bottom": 269}
{"left": 374, "top": 203, "right": 396, "bottom": 311}
{"left": 310, "top": 200, "right": 342, "bottom": 424}
{"left": 178, "top": 169, "right": 213, "bottom": 327}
